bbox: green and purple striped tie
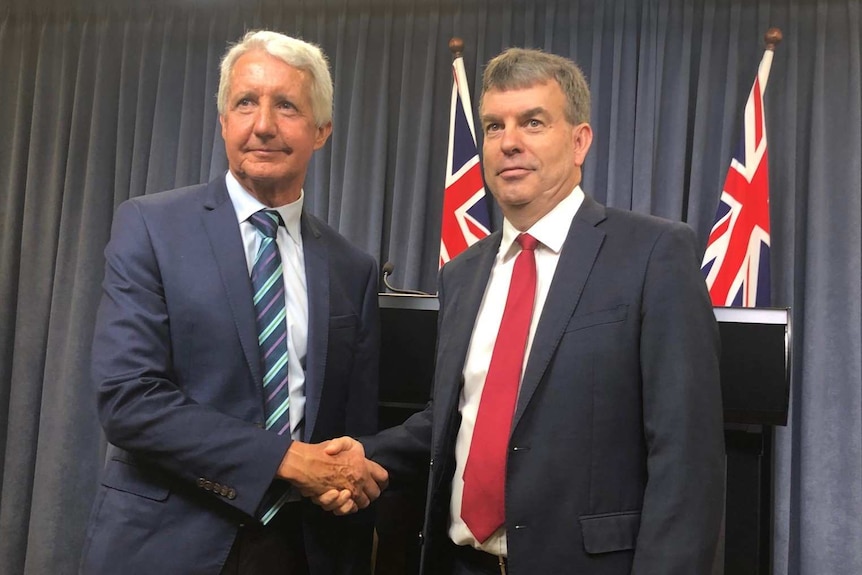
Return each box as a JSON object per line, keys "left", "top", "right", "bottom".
{"left": 248, "top": 209, "right": 292, "bottom": 523}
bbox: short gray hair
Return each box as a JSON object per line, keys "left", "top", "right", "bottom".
{"left": 217, "top": 30, "right": 333, "bottom": 127}
{"left": 480, "top": 48, "right": 591, "bottom": 125}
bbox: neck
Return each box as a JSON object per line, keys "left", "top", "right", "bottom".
{"left": 235, "top": 174, "right": 302, "bottom": 208}
{"left": 504, "top": 179, "right": 579, "bottom": 232}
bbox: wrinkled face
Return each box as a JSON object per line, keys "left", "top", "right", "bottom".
{"left": 480, "top": 81, "right": 591, "bottom": 228}
{"left": 220, "top": 50, "right": 331, "bottom": 204}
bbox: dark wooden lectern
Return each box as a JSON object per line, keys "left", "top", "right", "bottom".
{"left": 375, "top": 295, "right": 790, "bottom": 575}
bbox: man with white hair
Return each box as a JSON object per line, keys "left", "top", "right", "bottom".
{"left": 80, "top": 30, "right": 386, "bottom": 574}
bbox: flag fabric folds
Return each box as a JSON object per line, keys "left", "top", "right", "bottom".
{"left": 439, "top": 55, "right": 491, "bottom": 266}
{"left": 701, "top": 48, "right": 775, "bottom": 307}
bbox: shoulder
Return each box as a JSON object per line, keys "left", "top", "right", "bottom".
{"left": 121, "top": 182, "right": 211, "bottom": 216}
{"left": 601, "top": 207, "right": 698, "bottom": 247}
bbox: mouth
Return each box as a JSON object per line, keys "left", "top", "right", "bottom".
{"left": 247, "top": 148, "right": 290, "bottom": 157}
{"left": 497, "top": 166, "right": 533, "bottom": 179}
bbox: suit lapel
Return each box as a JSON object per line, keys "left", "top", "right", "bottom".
{"left": 433, "top": 235, "right": 500, "bottom": 464}
{"left": 300, "top": 214, "right": 328, "bottom": 442}
{"left": 201, "top": 177, "right": 263, "bottom": 397}
{"left": 512, "top": 196, "right": 607, "bottom": 431}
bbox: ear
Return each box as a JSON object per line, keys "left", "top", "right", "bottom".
{"left": 314, "top": 121, "right": 333, "bottom": 150}
{"left": 572, "top": 122, "right": 593, "bottom": 167}
{"left": 219, "top": 114, "right": 226, "bottom": 140}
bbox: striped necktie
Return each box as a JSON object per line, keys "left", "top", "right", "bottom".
{"left": 248, "top": 209, "right": 292, "bottom": 523}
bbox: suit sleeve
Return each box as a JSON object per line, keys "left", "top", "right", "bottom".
{"left": 92, "top": 200, "right": 291, "bottom": 519}
{"left": 632, "top": 222, "right": 725, "bottom": 574}
{"left": 345, "top": 256, "right": 381, "bottom": 436}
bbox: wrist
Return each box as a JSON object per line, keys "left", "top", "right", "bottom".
{"left": 277, "top": 440, "right": 307, "bottom": 483}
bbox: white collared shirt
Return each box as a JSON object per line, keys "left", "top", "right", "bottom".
{"left": 449, "top": 185, "right": 586, "bottom": 555}
{"left": 225, "top": 171, "right": 308, "bottom": 441}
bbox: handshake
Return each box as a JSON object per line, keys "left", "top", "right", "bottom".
{"left": 277, "top": 436, "right": 389, "bottom": 515}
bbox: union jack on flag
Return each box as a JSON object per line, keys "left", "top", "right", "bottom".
{"left": 439, "top": 54, "right": 491, "bottom": 266}
{"left": 701, "top": 47, "right": 775, "bottom": 307}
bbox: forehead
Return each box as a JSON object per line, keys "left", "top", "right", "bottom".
{"left": 480, "top": 80, "right": 566, "bottom": 116}
{"left": 228, "top": 50, "right": 310, "bottom": 94}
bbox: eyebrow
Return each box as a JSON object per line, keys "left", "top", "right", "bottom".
{"left": 231, "top": 90, "right": 256, "bottom": 103}
{"left": 481, "top": 106, "right": 549, "bottom": 123}
{"left": 520, "top": 107, "right": 547, "bottom": 119}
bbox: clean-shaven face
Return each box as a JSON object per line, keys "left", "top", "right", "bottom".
{"left": 220, "top": 50, "right": 331, "bottom": 204}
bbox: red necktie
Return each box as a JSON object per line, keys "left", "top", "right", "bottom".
{"left": 461, "top": 233, "right": 538, "bottom": 543}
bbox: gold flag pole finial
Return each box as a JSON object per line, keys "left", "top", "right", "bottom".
{"left": 449, "top": 37, "right": 464, "bottom": 59}
{"left": 765, "top": 28, "right": 783, "bottom": 51}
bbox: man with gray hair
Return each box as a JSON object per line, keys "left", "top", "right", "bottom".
{"left": 80, "top": 30, "right": 386, "bottom": 574}
{"left": 357, "top": 47, "right": 725, "bottom": 574}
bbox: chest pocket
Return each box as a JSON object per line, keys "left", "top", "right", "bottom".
{"left": 565, "top": 304, "right": 628, "bottom": 333}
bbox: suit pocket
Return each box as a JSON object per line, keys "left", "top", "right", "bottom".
{"left": 565, "top": 304, "right": 628, "bottom": 333}
{"left": 102, "top": 457, "right": 170, "bottom": 502}
{"left": 579, "top": 510, "right": 640, "bottom": 554}
{"left": 330, "top": 314, "right": 358, "bottom": 330}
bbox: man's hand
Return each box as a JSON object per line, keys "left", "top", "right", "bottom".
{"left": 276, "top": 437, "right": 388, "bottom": 514}
{"left": 308, "top": 437, "right": 389, "bottom": 515}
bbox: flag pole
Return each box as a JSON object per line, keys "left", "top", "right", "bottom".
{"left": 764, "top": 27, "right": 783, "bottom": 51}
{"left": 449, "top": 36, "right": 464, "bottom": 59}
{"left": 758, "top": 28, "right": 783, "bottom": 94}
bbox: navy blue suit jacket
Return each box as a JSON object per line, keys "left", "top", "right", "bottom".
{"left": 364, "top": 196, "right": 725, "bottom": 575}
{"left": 81, "top": 175, "right": 379, "bottom": 574}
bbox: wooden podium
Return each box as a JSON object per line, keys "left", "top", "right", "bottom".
{"left": 375, "top": 295, "right": 790, "bottom": 575}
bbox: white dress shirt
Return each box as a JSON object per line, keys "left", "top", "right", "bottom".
{"left": 225, "top": 171, "right": 308, "bottom": 441}
{"left": 449, "top": 186, "right": 586, "bottom": 556}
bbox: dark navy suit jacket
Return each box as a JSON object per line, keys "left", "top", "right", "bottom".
{"left": 81, "top": 175, "right": 379, "bottom": 574}
{"left": 364, "top": 195, "right": 725, "bottom": 575}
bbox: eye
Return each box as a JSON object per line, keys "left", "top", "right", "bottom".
{"left": 527, "top": 118, "right": 543, "bottom": 128}
{"left": 236, "top": 98, "right": 254, "bottom": 109}
{"left": 485, "top": 122, "right": 501, "bottom": 134}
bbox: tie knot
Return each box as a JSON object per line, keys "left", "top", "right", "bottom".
{"left": 249, "top": 210, "right": 282, "bottom": 239}
{"left": 516, "top": 233, "right": 538, "bottom": 252}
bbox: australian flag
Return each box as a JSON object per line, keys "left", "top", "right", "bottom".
{"left": 701, "top": 47, "right": 775, "bottom": 307}
{"left": 439, "top": 55, "right": 492, "bottom": 266}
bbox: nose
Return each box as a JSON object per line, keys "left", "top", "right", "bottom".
{"left": 253, "top": 104, "right": 277, "bottom": 139}
{"left": 499, "top": 126, "right": 522, "bottom": 155}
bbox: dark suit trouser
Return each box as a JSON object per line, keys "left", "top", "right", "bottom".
{"left": 448, "top": 539, "right": 506, "bottom": 575}
{"left": 220, "top": 505, "right": 308, "bottom": 575}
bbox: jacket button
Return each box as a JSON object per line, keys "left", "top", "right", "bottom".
{"left": 220, "top": 485, "right": 229, "bottom": 497}
{"left": 429, "top": 458, "right": 434, "bottom": 467}
{"left": 197, "top": 478, "right": 206, "bottom": 488}
{"left": 227, "top": 488, "right": 237, "bottom": 500}
{"left": 418, "top": 531, "right": 424, "bottom": 545}
{"left": 204, "top": 480, "right": 213, "bottom": 491}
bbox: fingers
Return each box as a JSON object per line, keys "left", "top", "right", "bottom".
{"left": 344, "top": 458, "right": 388, "bottom": 510}
{"left": 357, "top": 470, "right": 380, "bottom": 504}
{"left": 367, "top": 459, "right": 389, "bottom": 490}
{"left": 312, "top": 489, "right": 355, "bottom": 513}
{"left": 323, "top": 436, "right": 356, "bottom": 456}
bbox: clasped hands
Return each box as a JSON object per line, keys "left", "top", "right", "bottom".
{"left": 278, "top": 437, "right": 388, "bottom": 515}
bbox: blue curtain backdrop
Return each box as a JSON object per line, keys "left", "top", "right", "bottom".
{"left": 1, "top": 0, "right": 860, "bottom": 573}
